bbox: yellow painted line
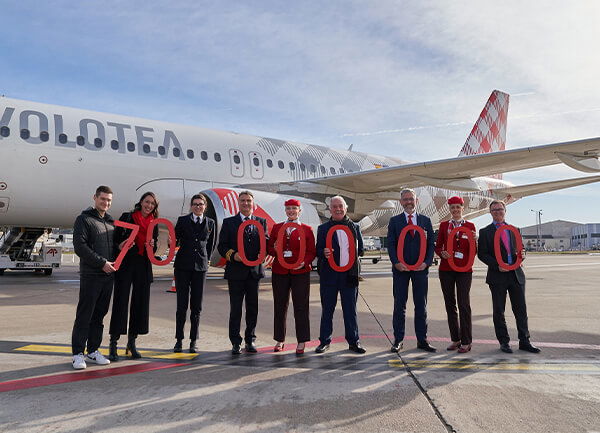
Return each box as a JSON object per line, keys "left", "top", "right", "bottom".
{"left": 388, "top": 359, "right": 600, "bottom": 372}
{"left": 13, "top": 344, "right": 197, "bottom": 360}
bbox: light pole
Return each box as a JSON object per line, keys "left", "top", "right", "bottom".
{"left": 530, "top": 209, "right": 543, "bottom": 251}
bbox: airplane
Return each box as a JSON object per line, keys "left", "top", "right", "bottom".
{"left": 1, "top": 90, "right": 600, "bottom": 271}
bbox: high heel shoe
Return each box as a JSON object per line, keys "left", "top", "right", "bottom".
{"left": 126, "top": 336, "right": 141, "bottom": 359}
{"left": 457, "top": 344, "right": 472, "bottom": 353}
{"left": 295, "top": 342, "right": 305, "bottom": 354}
{"left": 274, "top": 342, "right": 284, "bottom": 352}
{"left": 108, "top": 335, "right": 119, "bottom": 362}
{"left": 447, "top": 341, "right": 461, "bottom": 351}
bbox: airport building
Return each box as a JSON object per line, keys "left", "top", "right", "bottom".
{"left": 521, "top": 220, "right": 580, "bottom": 251}
{"left": 570, "top": 224, "right": 600, "bottom": 250}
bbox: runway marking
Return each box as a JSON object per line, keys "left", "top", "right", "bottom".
{"left": 388, "top": 359, "right": 600, "bottom": 373}
{"left": 14, "top": 344, "right": 199, "bottom": 360}
{"left": 0, "top": 361, "right": 187, "bottom": 393}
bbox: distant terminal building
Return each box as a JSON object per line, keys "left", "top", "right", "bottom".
{"left": 571, "top": 224, "right": 600, "bottom": 250}
{"left": 521, "top": 220, "right": 581, "bottom": 251}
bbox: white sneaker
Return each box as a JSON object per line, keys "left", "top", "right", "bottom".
{"left": 72, "top": 353, "right": 87, "bottom": 370}
{"left": 85, "top": 350, "right": 110, "bottom": 365}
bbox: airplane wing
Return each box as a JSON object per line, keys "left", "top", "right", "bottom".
{"left": 494, "top": 175, "right": 600, "bottom": 198}
{"left": 263, "top": 137, "right": 600, "bottom": 194}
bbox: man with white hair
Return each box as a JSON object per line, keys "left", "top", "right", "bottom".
{"left": 387, "top": 188, "right": 436, "bottom": 353}
{"left": 315, "top": 196, "right": 365, "bottom": 354}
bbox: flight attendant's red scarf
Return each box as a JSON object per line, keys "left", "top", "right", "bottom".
{"left": 132, "top": 210, "right": 154, "bottom": 256}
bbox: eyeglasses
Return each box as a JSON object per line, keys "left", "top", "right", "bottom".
{"left": 490, "top": 208, "right": 505, "bottom": 212}
{"left": 192, "top": 203, "right": 205, "bottom": 207}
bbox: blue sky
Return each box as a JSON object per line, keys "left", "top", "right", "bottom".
{"left": 2, "top": 1, "right": 599, "bottom": 228}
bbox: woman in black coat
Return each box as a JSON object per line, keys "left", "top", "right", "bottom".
{"left": 108, "top": 192, "right": 159, "bottom": 360}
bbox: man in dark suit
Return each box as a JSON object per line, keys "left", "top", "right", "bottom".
{"left": 387, "top": 188, "right": 436, "bottom": 353}
{"left": 217, "top": 190, "right": 268, "bottom": 354}
{"left": 477, "top": 200, "right": 540, "bottom": 354}
{"left": 315, "top": 196, "right": 366, "bottom": 354}
{"left": 173, "top": 193, "right": 216, "bottom": 353}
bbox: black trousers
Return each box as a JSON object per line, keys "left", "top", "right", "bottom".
{"left": 71, "top": 273, "right": 113, "bottom": 355}
{"left": 228, "top": 278, "right": 259, "bottom": 345}
{"left": 489, "top": 272, "right": 530, "bottom": 345}
{"left": 272, "top": 272, "right": 310, "bottom": 343}
{"left": 439, "top": 271, "right": 472, "bottom": 345}
{"left": 175, "top": 268, "right": 206, "bottom": 340}
{"left": 109, "top": 254, "right": 151, "bottom": 337}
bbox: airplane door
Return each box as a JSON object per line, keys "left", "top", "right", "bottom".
{"left": 136, "top": 178, "right": 185, "bottom": 219}
{"left": 249, "top": 151, "right": 264, "bottom": 179}
{"left": 229, "top": 149, "right": 244, "bottom": 178}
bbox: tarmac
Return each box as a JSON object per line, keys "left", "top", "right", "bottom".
{"left": 1, "top": 253, "right": 599, "bottom": 433}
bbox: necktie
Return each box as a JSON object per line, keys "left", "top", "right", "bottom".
{"left": 407, "top": 214, "right": 415, "bottom": 237}
{"left": 244, "top": 216, "right": 253, "bottom": 236}
{"left": 498, "top": 223, "right": 512, "bottom": 265}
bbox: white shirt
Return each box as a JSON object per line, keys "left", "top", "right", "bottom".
{"left": 404, "top": 211, "right": 417, "bottom": 225}
{"left": 239, "top": 213, "right": 253, "bottom": 221}
{"left": 192, "top": 214, "right": 203, "bottom": 224}
{"left": 336, "top": 229, "right": 350, "bottom": 267}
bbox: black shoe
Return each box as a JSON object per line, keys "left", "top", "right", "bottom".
{"left": 126, "top": 337, "right": 141, "bottom": 359}
{"left": 231, "top": 344, "right": 242, "bottom": 355}
{"left": 500, "top": 343, "right": 513, "bottom": 353}
{"left": 245, "top": 342, "right": 257, "bottom": 353}
{"left": 348, "top": 342, "right": 366, "bottom": 354}
{"left": 417, "top": 341, "right": 437, "bottom": 352}
{"left": 189, "top": 340, "right": 198, "bottom": 354}
{"left": 173, "top": 339, "right": 183, "bottom": 353}
{"left": 108, "top": 336, "right": 119, "bottom": 362}
{"left": 390, "top": 341, "right": 403, "bottom": 353}
{"left": 519, "top": 342, "right": 541, "bottom": 353}
{"left": 315, "top": 343, "right": 330, "bottom": 353}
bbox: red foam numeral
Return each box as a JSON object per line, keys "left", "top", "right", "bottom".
{"left": 275, "top": 223, "right": 306, "bottom": 270}
{"left": 446, "top": 226, "right": 477, "bottom": 272}
{"left": 325, "top": 226, "right": 356, "bottom": 273}
{"left": 113, "top": 220, "right": 139, "bottom": 271}
{"left": 396, "top": 224, "right": 426, "bottom": 271}
{"left": 493, "top": 225, "right": 524, "bottom": 271}
{"left": 237, "top": 219, "right": 267, "bottom": 267}
{"left": 146, "top": 218, "right": 177, "bottom": 266}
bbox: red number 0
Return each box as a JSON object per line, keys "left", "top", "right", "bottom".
{"left": 396, "top": 224, "right": 426, "bottom": 271}
{"left": 113, "top": 220, "right": 139, "bottom": 271}
{"left": 237, "top": 219, "right": 267, "bottom": 266}
{"left": 493, "top": 225, "right": 524, "bottom": 271}
{"left": 275, "top": 223, "right": 306, "bottom": 270}
{"left": 446, "top": 226, "right": 477, "bottom": 272}
{"left": 325, "top": 226, "right": 356, "bottom": 272}
{"left": 146, "top": 218, "right": 177, "bottom": 266}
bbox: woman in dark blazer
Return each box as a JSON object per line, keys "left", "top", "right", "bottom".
{"left": 434, "top": 196, "right": 476, "bottom": 353}
{"left": 267, "top": 199, "right": 316, "bottom": 354}
{"left": 109, "top": 192, "right": 159, "bottom": 360}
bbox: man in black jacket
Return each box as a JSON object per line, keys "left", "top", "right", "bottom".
{"left": 217, "top": 191, "right": 268, "bottom": 354}
{"left": 71, "top": 185, "right": 116, "bottom": 369}
{"left": 477, "top": 200, "right": 540, "bottom": 354}
{"left": 173, "top": 193, "right": 216, "bottom": 353}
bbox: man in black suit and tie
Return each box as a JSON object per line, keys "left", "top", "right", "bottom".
{"left": 387, "top": 188, "right": 436, "bottom": 353}
{"left": 173, "top": 193, "right": 216, "bottom": 353}
{"left": 477, "top": 200, "right": 540, "bottom": 354}
{"left": 217, "top": 191, "right": 268, "bottom": 354}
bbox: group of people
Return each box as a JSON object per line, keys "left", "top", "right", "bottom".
{"left": 70, "top": 185, "right": 539, "bottom": 370}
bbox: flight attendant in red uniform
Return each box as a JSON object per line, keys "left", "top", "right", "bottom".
{"left": 434, "top": 196, "right": 476, "bottom": 353}
{"left": 267, "top": 199, "right": 316, "bottom": 354}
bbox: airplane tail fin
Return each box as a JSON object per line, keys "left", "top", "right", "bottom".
{"left": 458, "top": 90, "right": 509, "bottom": 179}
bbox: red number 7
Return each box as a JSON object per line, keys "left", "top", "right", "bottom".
{"left": 113, "top": 220, "right": 139, "bottom": 271}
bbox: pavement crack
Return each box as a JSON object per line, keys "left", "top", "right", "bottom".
{"left": 359, "top": 290, "right": 457, "bottom": 433}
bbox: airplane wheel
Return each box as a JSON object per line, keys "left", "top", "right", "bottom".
{"left": 44, "top": 268, "right": 53, "bottom": 276}
{"left": 0, "top": 269, "right": 4, "bottom": 276}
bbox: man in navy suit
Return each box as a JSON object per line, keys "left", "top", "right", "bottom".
{"left": 387, "top": 188, "right": 436, "bottom": 352}
{"left": 315, "top": 196, "right": 366, "bottom": 354}
{"left": 217, "top": 191, "right": 268, "bottom": 355}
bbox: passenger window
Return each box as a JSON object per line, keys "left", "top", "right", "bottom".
{"left": 127, "top": 142, "right": 136, "bottom": 152}
{"left": 20, "top": 129, "right": 30, "bottom": 139}
{"left": 330, "top": 167, "right": 336, "bottom": 175}
{"left": 278, "top": 160, "right": 284, "bottom": 169}
{"left": 266, "top": 159, "right": 273, "bottom": 168}
{"left": 143, "top": 144, "right": 151, "bottom": 153}
{"left": 95, "top": 138, "right": 103, "bottom": 148}
{"left": 253, "top": 157, "right": 260, "bottom": 166}
{"left": 0, "top": 126, "right": 9, "bottom": 137}
{"left": 111, "top": 140, "right": 119, "bottom": 150}
{"left": 214, "top": 152, "right": 221, "bottom": 162}
{"left": 289, "top": 162, "right": 295, "bottom": 170}
{"left": 77, "top": 136, "right": 85, "bottom": 146}
{"left": 158, "top": 146, "right": 165, "bottom": 155}
{"left": 173, "top": 147, "right": 181, "bottom": 157}
{"left": 201, "top": 151, "right": 208, "bottom": 160}
{"left": 40, "top": 131, "right": 50, "bottom": 142}
{"left": 310, "top": 164, "right": 316, "bottom": 173}
{"left": 299, "top": 163, "right": 306, "bottom": 171}
{"left": 187, "top": 149, "right": 194, "bottom": 159}
{"left": 59, "top": 134, "right": 68, "bottom": 144}
{"left": 233, "top": 155, "right": 241, "bottom": 164}
{"left": 320, "top": 166, "right": 326, "bottom": 174}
